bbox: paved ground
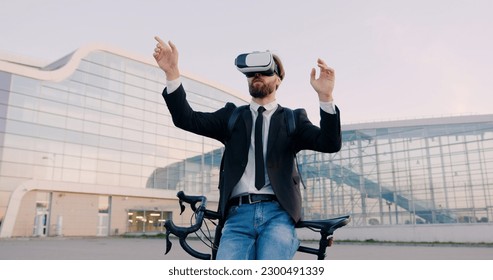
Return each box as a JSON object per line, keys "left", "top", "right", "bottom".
{"left": 1, "top": 237, "right": 492, "bottom": 260}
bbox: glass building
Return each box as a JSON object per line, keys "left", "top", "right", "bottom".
{"left": 0, "top": 44, "right": 245, "bottom": 238}
{"left": 1, "top": 45, "right": 492, "bottom": 240}
{"left": 297, "top": 116, "right": 493, "bottom": 227}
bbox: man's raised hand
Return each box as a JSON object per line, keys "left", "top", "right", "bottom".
{"left": 310, "top": 58, "right": 335, "bottom": 102}
{"left": 153, "top": 36, "right": 180, "bottom": 81}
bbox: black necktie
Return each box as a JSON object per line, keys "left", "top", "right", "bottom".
{"left": 255, "top": 106, "right": 266, "bottom": 190}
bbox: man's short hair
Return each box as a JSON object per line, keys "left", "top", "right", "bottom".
{"left": 272, "top": 54, "right": 285, "bottom": 81}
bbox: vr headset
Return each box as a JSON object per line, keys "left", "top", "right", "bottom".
{"left": 234, "top": 51, "right": 280, "bottom": 78}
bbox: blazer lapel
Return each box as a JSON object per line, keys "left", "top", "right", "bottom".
{"left": 242, "top": 106, "right": 253, "bottom": 147}
{"left": 267, "top": 106, "right": 283, "bottom": 156}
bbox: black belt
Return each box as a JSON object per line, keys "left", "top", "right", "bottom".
{"left": 228, "top": 194, "right": 277, "bottom": 206}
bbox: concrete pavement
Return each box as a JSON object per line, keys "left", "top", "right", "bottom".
{"left": 1, "top": 237, "right": 492, "bottom": 260}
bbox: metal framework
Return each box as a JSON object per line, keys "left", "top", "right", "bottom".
{"left": 298, "top": 115, "right": 493, "bottom": 226}
{"left": 155, "top": 114, "right": 493, "bottom": 227}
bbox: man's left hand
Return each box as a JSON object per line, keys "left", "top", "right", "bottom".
{"left": 310, "top": 58, "right": 335, "bottom": 102}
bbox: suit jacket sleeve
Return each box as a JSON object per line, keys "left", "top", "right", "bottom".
{"left": 162, "top": 84, "right": 235, "bottom": 144}
{"left": 293, "top": 106, "right": 342, "bottom": 153}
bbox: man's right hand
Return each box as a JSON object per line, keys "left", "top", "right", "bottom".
{"left": 153, "top": 36, "right": 180, "bottom": 81}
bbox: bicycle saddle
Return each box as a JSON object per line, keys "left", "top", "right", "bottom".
{"left": 295, "top": 215, "right": 350, "bottom": 231}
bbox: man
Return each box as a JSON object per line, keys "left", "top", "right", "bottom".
{"left": 153, "top": 36, "right": 341, "bottom": 259}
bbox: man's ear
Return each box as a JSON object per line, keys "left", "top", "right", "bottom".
{"left": 275, "top": 77, "right": 282, "bottom": 90}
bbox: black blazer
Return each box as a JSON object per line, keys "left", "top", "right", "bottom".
{"left": 163, "top": 84, "right": 342, "bottom": 222}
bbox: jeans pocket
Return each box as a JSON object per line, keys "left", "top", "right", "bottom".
{"left": 226, "top": 205, "right": 239, "bottom": 218}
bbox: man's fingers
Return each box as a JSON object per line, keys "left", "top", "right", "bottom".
{"left": 154, "top": 37, "right": 177, "bottom": 58}
{"left": 317, "top": 58, "right": 333, "bottom": 73}
{"left": 154, "top": 36, "right": 166, "bottom": 46}
{"left": 325, "top": 67, "right": 335, "bottom": 76}
{"left": 169, "top": 40, "right": 177, "bottom": 52}
{"left": 316, "top": 58, "right": 335, "bottom": 75}
{"left": 317, "top": 58, "right": 329, "bottom": 70}
{"left": 310, "top": 68, "right": 316, "bottom": 81}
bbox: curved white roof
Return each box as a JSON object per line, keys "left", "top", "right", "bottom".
{"left": 0, "top": 43, "right": 247, "bottom": 102}
{"left": 342, "top": 113, "right": 493, "bottom": 131}
{"left": 1, "top": 44, "right": 490, "bottom": 129}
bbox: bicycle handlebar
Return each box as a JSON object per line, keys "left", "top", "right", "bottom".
{"left": 164, "top": 191, "right": 216, "bottom": 259}
{"left": 164, "top": 191, "right": 350, "bottom": 260}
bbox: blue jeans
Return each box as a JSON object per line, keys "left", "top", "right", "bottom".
{"left": 216, "top": 200, "right": 300, "bottom": 260}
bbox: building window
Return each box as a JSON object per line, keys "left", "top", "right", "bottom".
{"left": 127, "top": 210, "right": 171, "bottom": 234}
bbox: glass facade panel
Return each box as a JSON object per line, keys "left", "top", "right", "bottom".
{"left": 293, "top": 120, "right": 493, "bottom": 225}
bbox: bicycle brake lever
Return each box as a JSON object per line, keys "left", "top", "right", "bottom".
{"left": 179, "top": 199, "right": 185, "bottom": 215}
{"left": 164, "top": 230, "right": 173, "bottom": 255}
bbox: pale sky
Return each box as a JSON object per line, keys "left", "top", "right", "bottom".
{"left": 1, "top": 0, "right": 492, "bottom": 124}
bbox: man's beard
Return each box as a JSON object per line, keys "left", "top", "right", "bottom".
{"left": 249, "top": 79, "right": 275, "bottom": 99}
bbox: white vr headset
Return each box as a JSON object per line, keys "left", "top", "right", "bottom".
{"left": 234, "top": 51, "right": 280, "bottom": 78}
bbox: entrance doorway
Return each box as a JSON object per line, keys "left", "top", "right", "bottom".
{"left": 97, "top": 213, "right": 109, "bottom": 236}
{"left": 33, "top": 202, "right": 49, "bottom": 237}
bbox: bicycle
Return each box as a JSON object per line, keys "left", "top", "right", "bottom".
{"left": 163, "top": 191, "right": 350, "bottom": 260}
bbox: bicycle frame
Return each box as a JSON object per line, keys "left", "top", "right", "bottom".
{"left": 164, "top": 191, "right": 350, "bottom": 260}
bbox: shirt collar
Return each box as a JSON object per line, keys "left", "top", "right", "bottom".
{"left": 250, "top": 99, "right": 278, "bottom": 113}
